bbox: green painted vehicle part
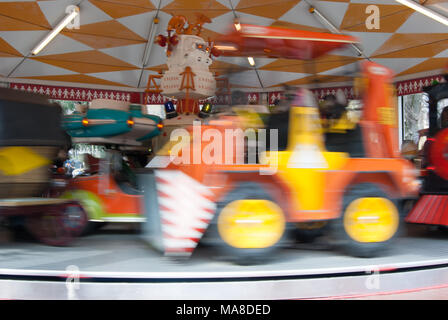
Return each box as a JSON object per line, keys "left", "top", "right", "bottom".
{"left": 61, "top": 190, "right": 107, "bottom": 221}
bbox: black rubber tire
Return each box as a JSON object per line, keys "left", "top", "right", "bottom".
{"left": 25, "top": 203, "right": 87, "bottom": 246}
{"left": 203, "top": 182, "right": 289, "bottom": 265}
{"left": 331, "top": 183, "right": 401, "bottom": 258}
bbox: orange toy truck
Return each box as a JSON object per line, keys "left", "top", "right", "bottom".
{"left": 143, "top": 26, "right": 419, "bottom": 263}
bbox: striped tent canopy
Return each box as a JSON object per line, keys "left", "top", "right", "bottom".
{"left": 0, "top": 0, "right": 446, "bottom": 91}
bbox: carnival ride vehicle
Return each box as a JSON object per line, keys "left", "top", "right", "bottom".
{"left": 143, "top": 25, "right": 420, "bottom": 264}
{"left": 60, "top": 99, "right": 163, "bottom": 232}
{"left": 0, "top": 88, "right": 87, "bottom": 246}
{"left": 62, "top": 99, "right": 163, "bottom": 147}
{"left": 406, "top": 74, "right": 448, "bottom": 226}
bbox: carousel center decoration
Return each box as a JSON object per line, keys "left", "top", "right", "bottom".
{"left": 155, "top": 14, "right": 220, "bottom": 114}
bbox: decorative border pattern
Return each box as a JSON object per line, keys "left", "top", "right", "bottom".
{"left": 8, "top": 74, "right": 445, "bottom": 107}
{"left": 9, "top": 82, "right": 141, "bottom": 103}
{"left": 396, "top": 75, "right": 444, "bottom": 96}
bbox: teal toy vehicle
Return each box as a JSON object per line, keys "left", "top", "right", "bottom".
{"left": 62, "top": 99, "right": 163, "bottom": 146}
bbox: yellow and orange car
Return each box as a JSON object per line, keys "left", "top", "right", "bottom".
{"left": 147, "top": 60, "right": 419, "bottom": 263}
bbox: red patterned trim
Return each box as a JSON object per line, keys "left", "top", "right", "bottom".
{"left": 8, "top": 74, "right": 445, "bottom": 107}
{"left": 9, "top": 83, "right": 141, "bottom": 104}
{"left": 246, "top": 92, "right": 260, "bottom": 104}
{"left": 202, "top": 92, "right": 258, "bottom": 105}
{"left": 311, "top": 86, "right": 357, "bottom": 100}
{"left": 144, "top": 92, "right": 170, "bottom": 104}
{"left": 267, "top": 74, "right": 445, "bottom": 102}
{"left": 268, "top": 91, "right": 283, "bottom": 104}
{"left": 396, "top": 75, "right": 445, "bottom": 96}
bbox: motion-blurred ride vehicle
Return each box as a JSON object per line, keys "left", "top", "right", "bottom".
{"left": 60, "top": 99, "right": 163, "bottom": 233}
{"left": 61, "top": 150, "right": 145, "bottom": 233}
{"left": 144, "top": 26, "right": 420, "bottom": 264}
{"left": 62, "top": 99, "right": 163, "bottom": 146}
{"left": 0, "top": 88, "right": 86, "bottom": 246}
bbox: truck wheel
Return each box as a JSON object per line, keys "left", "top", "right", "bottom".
{"left": 207, "top": 182, "right": 287, "bottom": 265}
{"left": 333, "top": 183, "right": 400, "bottom": 258}
{"left": 26, "top": 202, "right": 87, "bottom": 246}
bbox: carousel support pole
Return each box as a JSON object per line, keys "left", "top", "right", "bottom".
{"left": 185, "top": 88, "right": 189, "bottom": 114}
{"left": 179, "top": 67, "right": 196, "bottom": 114}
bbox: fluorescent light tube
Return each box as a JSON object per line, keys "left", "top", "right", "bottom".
{"left": 395, "top": 0, "right": 448, "bottom": 26}
{"left": 214, "top": 44, "right": 238, "bottom": 51}
{"left": 32, "top": 6, "right": 79, "bottom": 55}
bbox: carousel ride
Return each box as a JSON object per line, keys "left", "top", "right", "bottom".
{"left": 1, "top": 16, "right": 448, "bottom": 301}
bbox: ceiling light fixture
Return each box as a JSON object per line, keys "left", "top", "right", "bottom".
{"left": 395, "top": 0, "right": 448, "bottom": 26}
{"left": 234, "top": 18, "right": 242, "bottom": 32}
{"left": 214, "top": 44, "right": 238, "bottom": 51}
{"left": 31, "top": 6, "right": 79, "bottom": 55}
{"left": 248, "top": 57, "right": 255, "bottom": 66}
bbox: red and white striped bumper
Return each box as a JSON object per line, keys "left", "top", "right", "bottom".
{"left": 154, "top": 170, "right": 217, "bottom": 256}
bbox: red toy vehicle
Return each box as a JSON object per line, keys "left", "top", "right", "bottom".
{"left": 61, "top": 151, "right": 145, "bottom": 233}
{"left": 406, "top": 75, "right": 448, "bottom": 226}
